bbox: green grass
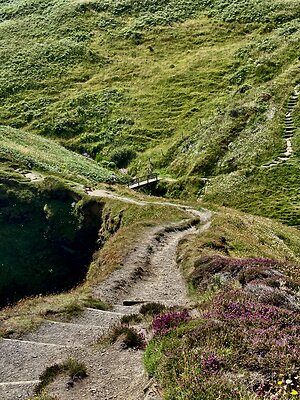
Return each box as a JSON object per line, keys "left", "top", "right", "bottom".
{"left": 203, "top": 162, "right": 300, "bottom": 226}
{"left": 1, "top": 3, "right": 300, "bottom": 396}
{"left": 177, "top": 208, "right": 300, "bottom": 282}
{"left": 34, "top": 358, "right": 87, "bottom": 395}
{"left": 1, "top": 0, "right": 300, "bottom": 223}
{"left": 0, "top": 172, "right": 107, "bottom": 308}
{"left": 0, "top": 125, "right": 115, "bottom": 184}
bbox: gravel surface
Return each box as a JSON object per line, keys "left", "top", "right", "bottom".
{"left": 0, "top": 190, "right": 212, "bottom": 399}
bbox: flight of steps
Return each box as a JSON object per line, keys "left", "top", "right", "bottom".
{"left": 262, "top": 84, "right": 299, "bottom": 168}
{"left": 0, "top": 307, "right": 126, "bottom": 400}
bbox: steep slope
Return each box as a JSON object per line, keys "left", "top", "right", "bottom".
{"left": 0, "top": 191, "right": 211, "bottom": 400}
{"left": 1, "top": 189, "right": 300, "bottom": 399}
{"left": 0, "top": 0, "right": 300, "bottom": 223}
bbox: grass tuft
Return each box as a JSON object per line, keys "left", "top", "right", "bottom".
{"left": 139, "top": 302, "right": 166, "bottom": 316}
{"left": 34, "top": 358, "right": 88, "bottom": 395}
{"left": 108, "top": 325, "right": 146, "bottom": 350}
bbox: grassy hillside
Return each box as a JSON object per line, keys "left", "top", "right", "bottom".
{"left": 0, "top": 0, "right": 299, "bottom": 223}
{"left": 1, "top": 1, "right": 300, "bottom": 397}
{"left": 0, "top": 125, "right": 116, "bottom": 184}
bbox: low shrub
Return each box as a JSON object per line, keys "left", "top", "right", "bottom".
{"left": 109, "top": 146, "right": 137, "bottom": 168}
{"left": 139, "top": 302, "right": 166, "bottom": 316}
{"left": 120, "top": 313, "right": 143, "bottom": 324}
{"left": 145, "top": 285, "right": 300, "bottom": 399}
{"left": 152, "top": 310, "right": 190, "bottom": 336}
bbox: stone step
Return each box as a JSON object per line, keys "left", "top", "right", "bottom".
{"left": 0, "top": 339, "right": 66, "bottom": 382}
{"left": 262, "top": 163, "right": 279, "bottom": 168}
{"left": 73, "top": 307, "right": 123, "bottom": 327}
{"left": 22, "top": 320, "right": 108, "bottom": 346}
{"left": 112, "top": 304, "right": 142, "bottom": 314}
{"left": 0, "top": 381, "right": 40, "bottom": 386}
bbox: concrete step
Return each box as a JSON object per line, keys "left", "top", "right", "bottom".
{"left": 0, "top": 339, "right": 66, "bottom": 382}
{"left": 73, "top": 307, "right": 123, "bottom": 327}
{"left": 22, "top": 320, "right": 107, "bottom": 346}
{"left": 262, "top": 163, "right": 279, "bottom": 168}
{"left": 112, "top": 304, "right": 142, "bottom": 314}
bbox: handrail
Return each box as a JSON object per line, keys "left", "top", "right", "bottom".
{"left": 128, "top": 173, "right": 158, "bottom": 187}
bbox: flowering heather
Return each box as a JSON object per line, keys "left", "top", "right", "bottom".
{"left": 145, "top": 253, "right": 300, "bottom": 399}
{"left": 204, "top": 301, "right": 284, "bottom": 323}
{"left": 189, "top": 255, "right": 299, "bottom": 293}
{"left": 200, "top": 353, "right": 223, "bottom": 374}
{"left": 194, "top": 255, "right": 280, "bottom": 275}
{"left": 152, "top": 310, "right": 190, "bottom": 336}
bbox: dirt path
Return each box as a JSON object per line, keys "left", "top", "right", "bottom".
{"left": 87, "top": 188, "right": 211, "bottom": 221}
{"left": 0, "top": 190, "right": 212, "bottom": 400}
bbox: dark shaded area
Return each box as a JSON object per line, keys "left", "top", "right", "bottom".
{"left": 0, "top": 177, "right": 104, "bottom": 308}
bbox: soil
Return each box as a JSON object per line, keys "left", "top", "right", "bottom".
{"left": 0, "top": 189, "right": 212, "bottom": 400}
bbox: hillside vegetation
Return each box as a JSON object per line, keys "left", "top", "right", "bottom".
{"left": 144, "top": 209, "right": 300, "bottom": 399}
{"left": 0, "top": 0, "right": 299, "bottom": 223}
{"left": 1, "top": 1, "right": 300, "bottom": 398}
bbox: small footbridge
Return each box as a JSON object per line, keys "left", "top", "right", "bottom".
{"left": 128, "top": 173, "right": 161, "bottom": 190}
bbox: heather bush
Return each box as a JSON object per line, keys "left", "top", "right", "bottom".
{"left": 152, "top": 310, "right": 190, "bottom": 336}
{"left": 145, "top": 288, "right": 300, "bottom": 399}
{"left": 190, "top": 255, "right": 299, "bottom": 296}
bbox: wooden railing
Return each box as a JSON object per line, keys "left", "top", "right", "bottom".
{"left": 128, "top": 173, "right": 158, "bottom": 188}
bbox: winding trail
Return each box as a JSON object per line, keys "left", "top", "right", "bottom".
{"left": 262, "top": 84, "right": 300, "bottom": 168}
{"left": 0, "top": 189, "right": 212, "bottom": 400}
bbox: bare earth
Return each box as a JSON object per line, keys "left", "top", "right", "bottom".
{"left": 0, "top": 189, "right": 212, "bottom": 400}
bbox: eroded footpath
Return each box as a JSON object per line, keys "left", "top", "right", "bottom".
{"left": 0, "top": 190, "right": 212, "bottom": 400}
